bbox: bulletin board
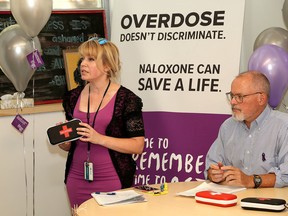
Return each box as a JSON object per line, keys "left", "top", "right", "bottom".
{"left": 0, "top": 10, "right": 107, "bottom": 105}
{"left": 63, "top": 49, "right": 80, "bottom": 91}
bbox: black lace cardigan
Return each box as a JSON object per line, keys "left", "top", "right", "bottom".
{"left": 62, "top": 85, "right": 145, "bottom": 188}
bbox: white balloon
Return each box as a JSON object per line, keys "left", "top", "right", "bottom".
{"left": 254, "top": 27, "right": 288, "bottom": 53}
{"left": 0, "top": 24, "right": 42, "bottom": 92}
{"left": 10, "top": 0, "right": 53, "bottom": 37}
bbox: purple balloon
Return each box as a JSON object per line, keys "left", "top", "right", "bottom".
{"left": 248, "top": 44, "right": 288, "bottom": 108}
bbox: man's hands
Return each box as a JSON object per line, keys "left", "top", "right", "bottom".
{"left": 208, "top": 162, "right": 225, "bottom": 183}
{"left": 208, "top": 162, "right": 254, "bottom": 188}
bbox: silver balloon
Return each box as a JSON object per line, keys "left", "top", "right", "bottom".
{"left": 254, "top": 27, "right": 288, "bottom": 53}
{"left": 10, "top": 0, "right": 53, "bottom": 37}
{"left": 33, "top": 36, "right": 43, "bottom": 55}
{"left": 0, "top": 24, "right": 42, "bottom": 92}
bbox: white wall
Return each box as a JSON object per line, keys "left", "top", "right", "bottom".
{"left": 0, "top": 0, "right": 286, "bottom": 215}
{"left": 0, "top": 111, "right": 71, "bottom": 215}
{"left": 241, "top": 0, "right": 287, "bottom": 112}
{"left": 241, "top": 0, "right": 285, "bottom": 71}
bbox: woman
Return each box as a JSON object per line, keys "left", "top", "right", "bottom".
{"left": 59, "top": 37, "right": 145, "bottom": 207}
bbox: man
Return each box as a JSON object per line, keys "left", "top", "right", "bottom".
{"left": 205, "top": 70, "right": 288, "bottom": 188}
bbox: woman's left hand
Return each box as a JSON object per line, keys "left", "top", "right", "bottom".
{"left": 77, "top": 122, "right": 102, "bottom": 144}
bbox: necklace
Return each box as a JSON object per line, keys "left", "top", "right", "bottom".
{"left": 86, "top": 80, "right": 111, "bottom": 158}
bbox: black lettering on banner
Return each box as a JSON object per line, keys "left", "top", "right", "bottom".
{"left": 188, "top": 78, "right": 220, "bottom": 92}
{"left": 139, "top": 63, "right": 194, "bottom": 74}
{"left": 120, "top": 11, "right": 225, "bottom": 29}
{"left": 138, "top": 77, "right": 171, "bottom": 91}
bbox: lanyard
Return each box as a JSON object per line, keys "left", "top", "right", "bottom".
{"left": 86, "top": 80, "right": 111, "bottom": 160}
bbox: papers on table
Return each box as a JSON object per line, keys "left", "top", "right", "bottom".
{"left": 177, "top": 182, "right": 246, "bottom": 197}
{"left": 91, "top": 190, "right": 146, "bottom": 206}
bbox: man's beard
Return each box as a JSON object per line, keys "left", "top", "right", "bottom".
{"left": 232, "top": 111, "right": 245, "bottom": 121}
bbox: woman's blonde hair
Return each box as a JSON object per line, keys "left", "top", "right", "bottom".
{"left": 78, "top": 38, "right": 121, "bottom": 80}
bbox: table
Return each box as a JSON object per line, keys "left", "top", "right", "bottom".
{"left": 76, "top": 181, "right": 288, "bottom": 216}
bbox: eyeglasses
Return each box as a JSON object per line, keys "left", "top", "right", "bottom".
{"left": 88, "top": 37, "right": 108, "bottom": 45}
{"left": 225, "top": 92, "right": 262, "bottom": 103}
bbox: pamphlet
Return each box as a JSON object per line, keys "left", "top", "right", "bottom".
{"left": 91, "top": 190, "right": 146, "bottom": 206}
{"left": 177, "top": 181, "right": 246, "bottom": 197}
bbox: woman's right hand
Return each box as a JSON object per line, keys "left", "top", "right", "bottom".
{"left": 58, "top": 142, "right": 71, "bottom": 151}
{"left": 56, "top": 120, "right": 71, "bottom": 151}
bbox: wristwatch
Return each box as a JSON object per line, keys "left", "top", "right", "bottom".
{"left": 253, "top": 175, "right": 262, "bottom": 188}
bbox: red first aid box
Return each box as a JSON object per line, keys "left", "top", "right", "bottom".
{"left": 195, "top": 191, "right": 238, "bottom": 207}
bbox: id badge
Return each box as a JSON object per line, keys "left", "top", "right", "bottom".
{"left": 84, "top": 162, "right": 94, "bottom": 182}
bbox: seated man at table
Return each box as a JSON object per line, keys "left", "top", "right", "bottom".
{"left": 205, "top": 70, "right": 288, "bottom": 188}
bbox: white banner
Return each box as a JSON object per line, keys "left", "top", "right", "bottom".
{"left": 110, "top": 0, "right": 245, "bottom": 184}
{"left": 111, "top": 0, "right": 245, "bottom": 114}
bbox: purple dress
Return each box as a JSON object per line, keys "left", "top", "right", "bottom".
{"left": 66, "top": 93, "right": 121, "bottom": 207}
